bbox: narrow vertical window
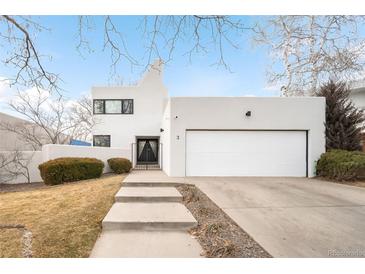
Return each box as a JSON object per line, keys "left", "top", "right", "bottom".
{"left": 122, "top": 99, "right": 133, "bottom": 114}
{"left": 93, "top": 100, "right": 104, "bottom": 114}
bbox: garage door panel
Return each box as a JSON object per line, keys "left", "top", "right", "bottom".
{"left": 186, "top": 131, "right": 306, "bottom": 177}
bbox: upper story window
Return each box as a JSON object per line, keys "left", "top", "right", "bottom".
{"left": 93, "top": 99, "right": 134, "bottom": 114}
{"left": 105, "top": 100, "right": 122, "bottom": 114}
{"left": 93, "top": 100, "right": 104, "bottom": 114}
{"left": 122, "top": 99, "right": 133, "bottom": 114}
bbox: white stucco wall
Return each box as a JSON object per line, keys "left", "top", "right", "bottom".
{"left": 160, "top": 99, "right": 171, "bottom": 174}
{"left": 350, "top": 88, "right": 365, "bottom": 110}
{"left": 2, "top": 144, "right": 131, "bottom": 184}
{"left": 164, "top": 97, "right": 326, "bottom": 177}
{"left": 42, "top": 144, "right": 130, "bottom": 173}
{"left": 92, "top": 61, "right": 168, "bottom": 149}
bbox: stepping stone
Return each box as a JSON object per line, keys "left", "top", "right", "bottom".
{"left": 90, "top": 230, "right": 202, "bottom": 258}
{"left": 123, "top": 181, "right": 180, "bottom": 187}
{"left": 115, "top": 187, "right": 183, "bottom": 203}
{"left": 102, "top": 202, "right": 197, "bottom": 231}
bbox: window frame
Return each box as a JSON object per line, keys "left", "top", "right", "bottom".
{"left": 122, "top": 99, "right": 134, "bottom": 114}
{"left": 93, "top": 135, "right": 111, "bottom": 147}
{"left": 93, "top": 99, "right": 105, "bottom": 115}
{"left": 93, "top": 99, "right": 134, "bottom": 115}
{"left": 104, "top": 99, "right": 123, "bottom": 114}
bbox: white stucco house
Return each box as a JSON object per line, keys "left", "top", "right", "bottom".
{"left": 350, "top": 80, "right": 365, "bottom": 151}
{"left": 350, "top": 79, "right": 365, "bottom": 111}
{"left": 92, "top": 61, "right": 326, "bottom": 177}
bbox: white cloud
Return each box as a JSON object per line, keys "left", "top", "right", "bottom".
{"left": 0, "top": 77, "right": 12, "bottom": 102}
{"left": 263, "top": 83, "right": 281, "bottom": 92}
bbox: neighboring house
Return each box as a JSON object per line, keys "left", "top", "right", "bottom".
{"left": 70, "top": 139, "right": 91, "bottom": 146}
{"left": 350, "top": 79, "right": 365, "bottom": 110}
{"left": 0, "top": 111, "right": 73, "bottom": 151}
{"left": 92, "top": 60, "right": 325, "bottom": 177}
{"left": 0, "top": 112, "right": 48, "bottom": 151}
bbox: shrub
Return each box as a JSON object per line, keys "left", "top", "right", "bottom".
{"left": 39, "top": 157, "right": 104, "bottom": 185}
{"left": 107, "top": 158, "right": 132, "bottom": 174}
{"left": 316, "top": 80, "right": 364, "bottom": 151}
{"left": 316, "top": 149, "right": 365, "bottom": 181}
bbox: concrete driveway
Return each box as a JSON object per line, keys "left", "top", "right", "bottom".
{"left": 188, "top": 177, "right": 365, "bottom": 257}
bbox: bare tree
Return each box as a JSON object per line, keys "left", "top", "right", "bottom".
{"left": 77, "top": 16, "right": 248, "bottom": 76}
{"left": 0, "top": 150, "right": 32, "bottom": 184}
{"left": 69, "top": 95, "right": 98, "bottom": 142}
{"left": 0, "top": 15, "right": 248, "bottom": 92}
{"left": 0, "top": 15, "right": 60, "bottom": 92}
{"left": 253, "top": 16, "right": 365, "bottom": 96}
{"left": 4, "top": 15, "right": 365, "bottom": 98}
{"left": 139, "top": 16, "right": 248, "bottom": 70}
{"left": 0, "top": 89, "right": 94, "bottom": 150}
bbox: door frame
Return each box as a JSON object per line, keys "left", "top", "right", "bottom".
{"left": 184, "top": 129, "right": 308, "bottom": 177}
{"left": 136, "top": 136, "right": 160, "bottom": 164}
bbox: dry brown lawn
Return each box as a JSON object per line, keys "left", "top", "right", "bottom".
{"left": 0, "top": 174, "right": 124, "bottom": 258}
{"left": 0, "top": 229, "right": 23, "bottom": 257}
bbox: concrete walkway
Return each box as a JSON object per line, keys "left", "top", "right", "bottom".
{"left": 123, "top": 170, "right": 186, "bottom": 186}
{"left": 189, "top": 177, "right": 365, "bottom": 258}
{"left": 90, "top": 170, "right": 202, "bottom": 258}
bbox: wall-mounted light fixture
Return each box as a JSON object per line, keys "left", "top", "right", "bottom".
{"left": 245, "top": 111, "right": 252, "bottom": 117}
{"left": 160, "top": 128, "right": 164, "bottom": 132}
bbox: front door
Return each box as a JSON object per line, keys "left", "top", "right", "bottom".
{"left": 137, "top": 139, "right": 158, "bottom": 163}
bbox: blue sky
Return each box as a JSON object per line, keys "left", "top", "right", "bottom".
{"left": 0, "top": 16, "right": 279, "bottom": 102}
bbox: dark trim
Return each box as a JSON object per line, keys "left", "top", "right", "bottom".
{"left": 185, "top": 129, "right": 309, "bottom": 177}
{"left": 104, "top": 99, "right": 122, "bottom": 114}
{"left": 186, "top": 129, "right": 307, "bottom": 132}
{"left": 93, "top": 135, "right": 111, "bottom": 147}
{"left": 136, "top": 137, "right": 160, "bottom": 164}
{"left": 135, "top": 136, "right": 160, "bottom": 140}
{"left": 93, "top": 99, "right": 105, "bottom": 115}
{"left": 93, "top": 99, "right": 134, "bottom": 115}
{"left": 306, "top": 130, "right": 309, "bottom": 177}
{"left": 123, "top": 99, "right": 134, "bottom": 115}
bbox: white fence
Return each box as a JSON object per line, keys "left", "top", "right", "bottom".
{"left": 1, "top": 144, "right": 131, "bottom": 184}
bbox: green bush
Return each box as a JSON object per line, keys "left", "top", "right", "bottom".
{"left": 316, "top": 149, "right": 365, "bottom": 181}
{"left": 107, "top": 158, "right": 132, "bottom": 174}
{"left": 39, "top": 157, "right": 104, "bottom": 185}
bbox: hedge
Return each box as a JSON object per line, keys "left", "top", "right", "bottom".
{"left": 39, "top": 157, "right": 104, "bottom": 185}
{"left": 316, "top": 149, "right": 365, "bottom": 181}
{"left": 107, "top": 158, "right": 132, "bottom": 174}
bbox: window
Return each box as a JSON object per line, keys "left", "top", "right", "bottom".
{"left": 93, "top": 99, "right": 133, "bottom": 114}
{"left": 93, "top": 135, "right": 111, "bottom": 147}
{"left": 123, "top": 99, "right": 133, "bottom": 114}
{"left": 93, "top": 100, "right": 104, "bottom": 114}
{"left": 105, "top": 100, "right": 122, "bottom": 114}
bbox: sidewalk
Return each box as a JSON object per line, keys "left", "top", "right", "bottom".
{"left": 90, "top": 170, "right": 202, "bottom": 258}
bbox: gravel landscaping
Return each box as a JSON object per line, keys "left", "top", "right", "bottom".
{"left": 177, "top": 184, "right": 271, "bottom": 258}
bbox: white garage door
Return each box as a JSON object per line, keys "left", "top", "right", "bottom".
{"left": 186, "top": 130, "right": 307, "bottom": 177}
